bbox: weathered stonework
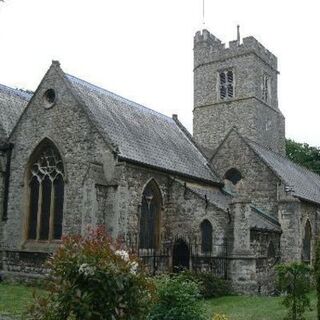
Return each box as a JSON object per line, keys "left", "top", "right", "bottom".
{"left": 0, "top": 65, "right": 117, "bottom": 278}
{"left": 211, "top": 130, "right": 280, "bottom": 216}
{"left": 0, "top": 28, "right": 319, "bottom": 296}
{"left": 193, "top": 29, "right": 285, "bottom": 155}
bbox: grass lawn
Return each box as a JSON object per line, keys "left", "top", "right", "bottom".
{"left": 0, "top": 283, "right": 45, "bottom": 317}
{"left": 0, "top": 283, "right": 318, "bottom": 319}
{"left": 204, "top": 291, "right": 317, "bottom": 320}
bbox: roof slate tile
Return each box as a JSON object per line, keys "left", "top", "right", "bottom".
{"left": 66, "top": 74, "right": 220, "bottom": 183}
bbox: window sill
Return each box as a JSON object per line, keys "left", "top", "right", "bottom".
{"left": 21, "top": 240, "right": 62, "bottom": 253}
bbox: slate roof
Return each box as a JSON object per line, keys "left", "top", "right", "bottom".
{"left": 65, "top": 74, "right": 220, "bottom": 183}
{"left": 0, "top": 84, "right": 31, "bottom": 139}
{"left": 248, "top": 140, "right": 320, "bottom": 205}
{"left": 250, "top": 206, "right": 281, "bottom": 233}
{"left": 184, "top": 182, "right": 281, "bottom": 232}
{"left": 186, "top": 184, "right": 231, "bottom": 211}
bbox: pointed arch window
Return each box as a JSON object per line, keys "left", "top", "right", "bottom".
{"left": 27, "top": 141, "right": 64, "bottom": 241}
{"left": 302, "top": 220, "right": 312, "bottom": 263}
{"left": 139, "top": 180, "right": 162, "bottom": 250}
{"left": 200, "top": 219, "right": 213, "bottom": 253}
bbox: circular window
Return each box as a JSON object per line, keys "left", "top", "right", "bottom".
{"left": 43, "top": 89, "right": 56, "bottom": 108}
{"left": 224, "top": 168, "right": 242, "bottom": 185}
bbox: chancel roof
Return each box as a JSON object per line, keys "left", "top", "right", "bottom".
{"left": 65, "top": 74, "right": 220, "bottom": 184}
{"left": 0, "top": 84, "right": 31, "bottom": 139}
{"left": 248, "top": 140, "right": 320, "bottom": 205}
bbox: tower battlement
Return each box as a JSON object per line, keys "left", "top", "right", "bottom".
{"left": 193, "top": 28, "right": 285, "bottom": 155}
{"left": 194, "top": 29, "right": 223, "bottom": 47}
{"left": 194, "top": 29, "right": 277, "bottom": 71}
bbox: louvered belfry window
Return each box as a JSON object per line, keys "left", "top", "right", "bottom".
{"left": 201, "top": 219, "right": 213, "bottom": 253}
{"left": 27, "top": 141, "right": 64, "bottom": 241}
{"left": 139, "top": 180, "right": 161, "bottom": 250}
{"left": 219, "top": 70, "right": 234, "bottom": 99}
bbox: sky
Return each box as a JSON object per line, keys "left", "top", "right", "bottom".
{"left": 0, "top": 0, "right": 319, "bottom": 146}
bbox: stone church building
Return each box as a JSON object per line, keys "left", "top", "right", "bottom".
{"left": 0, "top": 29, "right": 319, "bottom": 293}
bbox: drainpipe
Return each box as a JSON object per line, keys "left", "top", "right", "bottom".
{"left": 0, "top": 143, "right": 14, "bottom": 221}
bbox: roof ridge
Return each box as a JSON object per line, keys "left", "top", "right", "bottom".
{"left": 66, "top": 74, "right": 173, "bottom": 122}
{"left": 0, "top": 83, "right": 32, "bottom": 101}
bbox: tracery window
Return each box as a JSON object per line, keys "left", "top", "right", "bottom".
{"left": 219, "top": 70, "right": 234, "bottom": 99}
{"left": 27, "top": 141, "right": 64, "bottom": 241}
{"left": 139, "top": 180, "right": 162, "bottom": 250}
{"left": 200, "top": 219, "right": 213, "bottom": 253}
{"left": 302, "top": 220, "right": 312, "bottom": 263}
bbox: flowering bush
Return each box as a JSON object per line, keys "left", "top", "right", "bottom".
{"left": 26, "top": 227, "right": 155, "bottom": 320}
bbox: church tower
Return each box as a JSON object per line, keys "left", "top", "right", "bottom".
{"left": 193, "top": 29, "right": 285, "bottom": 155}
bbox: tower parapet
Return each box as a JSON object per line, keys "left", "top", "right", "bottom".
{"left": 194, "top": 30, "right": 277, "bottom": 72}
{"left": 193, "top": 29, "right": 285, "bottom": 155}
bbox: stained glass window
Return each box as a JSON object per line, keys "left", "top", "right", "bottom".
{"left": 27, "top": 140, "right": 64, "bottom": 241}
{"left": 201, "top": 219, "right": 213, "bottom": 253}
{"left": 28, "top": 176, "right": 39, "bottom": 239}
{"left": 303, "top": 220, "right": 312, "bottom": 263}
{"left": 139, "top": 180, "right": 162, "bottom": 249}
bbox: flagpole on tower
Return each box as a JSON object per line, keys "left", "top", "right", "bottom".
{"left": 202, "top": 0, "right": 206, "bottom": 28}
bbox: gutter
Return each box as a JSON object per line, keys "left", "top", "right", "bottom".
{"left": 118, "top": 156, "right": 223, "bottom": 188}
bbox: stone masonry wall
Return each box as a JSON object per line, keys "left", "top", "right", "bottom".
{"left": 114, "top": 162, "right": 229, "bottom": 267}
{"left": 1, "top": 64, "right": 116, "bottom": 266}
{"left": 211, "top": 130, "right": 280, "bottom": 217}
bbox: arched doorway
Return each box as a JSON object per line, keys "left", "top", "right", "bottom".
{"left": 172, "top": 239, "right": 190, "bottom": 272}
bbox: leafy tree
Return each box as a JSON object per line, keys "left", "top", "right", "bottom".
{"left": 277, "top": 262, "right": 311, "bottom": 320}
{"left": 286, "top": 139, "right": 320, "bottom": 175}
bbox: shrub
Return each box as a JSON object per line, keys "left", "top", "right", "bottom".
{"left": 276, "top": 262, "right": 312, "bottom": 320}
{"left": 147, "top": 274, "right": 205, "bottom": 320}
{"left": 25, "top": 226, "right": 155, "bottom": 320}
{"left": 180, "top": 271, "right": 232, "bottom": 298}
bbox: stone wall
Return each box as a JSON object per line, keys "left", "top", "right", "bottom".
{"left": 0, "top": 64, "right": 116, "bottom": 273}
{"left": 116, "top": 162, "right": 229, "bottom": 257}
{"left": 211, "top": 130, "right": 280, "bottom": 217}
